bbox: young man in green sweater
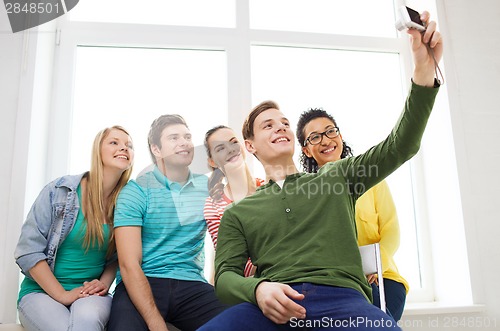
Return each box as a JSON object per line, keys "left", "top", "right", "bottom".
{"left": 199, "top": 10, "right": 442, "bottom": 331}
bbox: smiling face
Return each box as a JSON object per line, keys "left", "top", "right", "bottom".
{"left": 151, "top": 123, "right": 194, "bottom": 169}
{"left": 100, "top": 128, "right": 134, "bottom": 173}
{"left": 301, "top": 117, "right": 343, "bottom": 167}
{"left": 245, "top": 108, "right": 294, "bottom": 163}
{"left": 207, "top": 127, "right": 245, "bottom": 173}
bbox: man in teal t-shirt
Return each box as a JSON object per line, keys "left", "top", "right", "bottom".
{"left": 108, "top": 115, "right": 226, "bottom": 331}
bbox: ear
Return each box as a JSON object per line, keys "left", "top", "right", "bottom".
{"left": 245, "top": 139, "right": 256, "bottom": 155}
{"left": 208, "top": 157, "right": 217, "bottom": 169}
{"left": 302, "top": 145, "right": 313, "bottom": 158}
{"left": 150, "top": 144, "right": 162, "bottom": 158}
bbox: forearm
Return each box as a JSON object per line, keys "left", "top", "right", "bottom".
{"left": 121, "top": 263, "right": 167, "bottom": 331}
{"left": 379, "top": 222, "right": 400, "bottom": 259}
{"left": 345, "top": 82, "right": 439, "bottom": 196}
{"left": 215, "top": 270, "right": 265, "bottom": 305}
{"left": 413, "top": 68, "right": 436, "bottom": 87}
{"left": 99, "top": 261, "right": 118, "bottom": 289}
{"left": 215, "top": 211, "right": 264, "bottom": 304}
{"left": 29, "top": 260, "right": 69, "bottom": 303}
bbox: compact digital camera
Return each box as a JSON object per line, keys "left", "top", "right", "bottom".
{"left": 395, "top": 6, "right": 426, "bottom": 32}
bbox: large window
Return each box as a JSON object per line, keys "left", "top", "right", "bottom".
{"left": 71, "top": 46, "right": 228, "bottom": 177}
{"left": 250, "top": 0, "right": 397, "bottom": 37}
{"left": 69, "top": 0, "right": 236, "bottom": 27}
{"left": 47, "top": 0, "right": 446, "bottom": 303}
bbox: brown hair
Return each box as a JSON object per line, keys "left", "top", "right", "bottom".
{"left": 242, "top": 100, "right": 280, "bottom": 140}
{"left": 147, "top": 114, "right": 188, "bottom": 165}
{"left": 204, "top": 125, "right": 256, "bottom": 201}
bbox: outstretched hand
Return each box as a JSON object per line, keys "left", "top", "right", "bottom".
{"left": 255, "top": 282, "right": 306, "bottom": 324}
{"left": 407, "top": 11, "right": 443, "bottom": 86}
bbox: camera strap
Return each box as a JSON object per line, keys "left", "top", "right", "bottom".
{"left": 426, "top": 43, "right": 444, "bottom": 86}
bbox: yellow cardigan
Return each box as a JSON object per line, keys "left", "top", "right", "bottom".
{"left": 355, "top": 180, "right": 409, "bottom": 293}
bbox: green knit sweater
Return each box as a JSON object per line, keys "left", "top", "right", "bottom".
{"left": 214, "top": 82, "right": 439, "bottom": 305}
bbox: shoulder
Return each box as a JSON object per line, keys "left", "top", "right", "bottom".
{"left": 187, "top": 173, "right": 209, "bottom": 196}
{"left": 317, "top": 158, "right": 350, "bottom": 176}
{"left": 53, "top": 173, "right": 86, "bottom": 190}
{"left": 369, "top": 180, "right": 391, "bottom": 196}
{"left": 37, "top": 173, "right": 84, "bottom": 200}
{"left": 135, "top": 169, "right": 156, "bottom": 187}
{"left": 204, "top": 196, "right": 216, "bottom": 210}
{"left": 118, "top": 179, "right": 146, "bottom": 201}
{"left": 192, "top": 173, "right": 209, "bottom": 185}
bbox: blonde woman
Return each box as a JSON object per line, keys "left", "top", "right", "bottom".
{"left": 15, "top": 126, "right": 134, "bottom": 331}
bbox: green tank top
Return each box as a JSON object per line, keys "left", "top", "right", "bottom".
{"left": 18, "top": 185, "right": 110, "bottom": 302}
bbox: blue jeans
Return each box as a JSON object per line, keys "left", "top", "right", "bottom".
{"left": 198, "top": 283, "right": 401, "bottom": 330}
{"left": 108, "top": 278, "right": 227, "bottom": 331}
{"left": 371, "top": 279, "right": 406, "bottom": 322}
{"left": 18, "top": 292, "right": 112, "bottom": 331}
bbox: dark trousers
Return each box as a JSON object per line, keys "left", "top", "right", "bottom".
{"left": 371, "top": 279, "right": 407, "bottom": 322}
{"left": 108, "top": 278, "right": 227, "bottom": 331}
{"left": 198, "top": 283, "right": 401, "bottom": 331}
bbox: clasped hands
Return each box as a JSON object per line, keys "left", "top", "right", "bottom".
{"left": 58, "top": 279, "right": 109, "bottom": 306}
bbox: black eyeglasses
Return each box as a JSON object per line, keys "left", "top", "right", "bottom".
{"left": 304, "top": 127, "right": 340, "bottom": 146}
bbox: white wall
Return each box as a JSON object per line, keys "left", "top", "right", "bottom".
{"left": 0, "top": 6, "right": 55, "bottom": 323}
{"left": 1, "top": 0, "right": 500, "bottom": 328}
{"left": 0, "top": 9, "right": 26, "bottom": 323}
{"left": 447, "top": 0, "right": 500, "bottom": 323}
{"left": 399, "top": 0, "right": 500, "bottom": 329}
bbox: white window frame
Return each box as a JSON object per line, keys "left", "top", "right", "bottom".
{"left": 36, "top": 0, "right": 468, "bottom": 307}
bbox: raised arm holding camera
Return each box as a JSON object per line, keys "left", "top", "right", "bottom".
{"left": 199, "top": 10, "right": 442, "bottom": 331}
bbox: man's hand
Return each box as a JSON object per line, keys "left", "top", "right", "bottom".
{"left": 408, "top": 11, "right": 443, "bottom": 87}
{"left": 255, "top": 282, "right": 306, "bottom": 324}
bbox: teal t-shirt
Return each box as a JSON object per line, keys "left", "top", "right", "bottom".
{"left": 18, "top": 185, "right": 110, "bottom": 302}
{"left": 114, "top": 167, "right": 208, "bottom": 283}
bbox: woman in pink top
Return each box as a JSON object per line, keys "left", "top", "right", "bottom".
{"left": 203, "top": 125, "right": 263, "bottom": 278}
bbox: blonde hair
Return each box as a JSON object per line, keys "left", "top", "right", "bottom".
{"left": 82, "top": 125, "right": 133, "bottom": 255}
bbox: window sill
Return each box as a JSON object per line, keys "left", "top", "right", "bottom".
{"left": 403, "top": 302, "right": 486, "bottom": 316}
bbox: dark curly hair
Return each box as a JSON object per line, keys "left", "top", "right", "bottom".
{"left": 296, "top": 108, "right": 353, "bottom": 173}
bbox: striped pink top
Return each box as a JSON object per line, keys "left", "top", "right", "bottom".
{"left": 204, "top": 179, "right": 263, "bottom": 277}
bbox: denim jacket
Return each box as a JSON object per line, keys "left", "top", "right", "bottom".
{"left": 14, "top": 173, "right": 85, "bottom": 279}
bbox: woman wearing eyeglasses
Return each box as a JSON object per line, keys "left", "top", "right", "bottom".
{"left": 296, "top": 109, "right": 408, "bottom": 322}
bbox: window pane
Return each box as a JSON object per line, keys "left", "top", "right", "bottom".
{"left": 251, "top": 45, "right": 422, "bottom": 289}
{"left": 69, "top": 0, "right": 236, "bottom": 28}
{"left": 250, "top": 0, "right": 397, "bottom": 38}
{"left": 71, "top": 46, "right": 228, "bottom": 178}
